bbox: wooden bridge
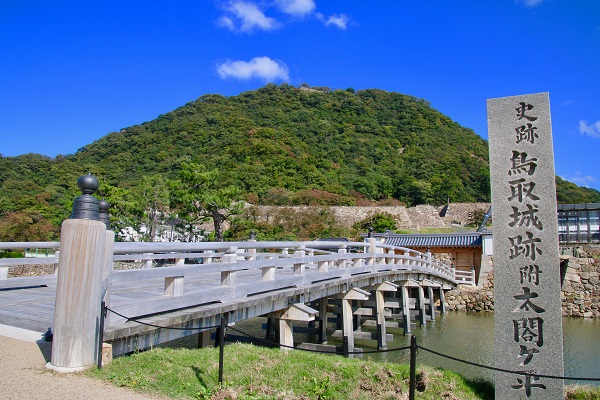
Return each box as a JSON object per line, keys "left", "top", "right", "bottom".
{"left": 0, "top": 239, "right": 474, "bottom": 365}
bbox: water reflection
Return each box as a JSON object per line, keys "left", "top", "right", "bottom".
{"left": 233, "top": 312, "right": 600, "bottom": 385}
{"left": 344, "top": 313, "right": 599, "bottom": 386}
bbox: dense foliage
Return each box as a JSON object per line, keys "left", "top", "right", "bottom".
{"left": 1, "top": 84, "right": 599, "bottom": 240}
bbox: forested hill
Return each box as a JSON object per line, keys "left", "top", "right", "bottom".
{"left": 1, "top": 83, "right": 599, "bottom": 240}
{"left": 80, "top": 83, "right": 492, "bottom": 204}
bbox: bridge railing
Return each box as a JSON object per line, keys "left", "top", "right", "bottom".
{"left": 0, "top": 240, "right": 471, "bottom": 286}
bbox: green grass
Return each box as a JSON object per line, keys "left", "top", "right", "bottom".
{"left": 89, "top": 343, "right": 494, "bottom": 399}
{"left": 88, "top": 343, "right": 600, "bottom": 399}
{"left": 565, "top": 385, "right": 600, "bottom": 400}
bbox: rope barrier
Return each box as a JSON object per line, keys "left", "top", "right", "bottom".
{"left": 103, "top": 306, "right": 600, "bottom": 382}
{"left": 226, "top": 325, "right": 411, "bottom": 354}
{"left": 105, "top": 306, "right": 221, "bottom": 331}
{"left": 418, "top": 345, "right": 600, "bottom": 381}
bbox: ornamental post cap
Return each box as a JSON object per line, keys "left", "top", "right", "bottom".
{"left": 70, "top": 173, "right": 100, "bottom": 220}
{"left": 98, "top": 198, "right": 111, "bottom": 229}
{"left": 77, "top": 172, "right": 100, "bottom": 195}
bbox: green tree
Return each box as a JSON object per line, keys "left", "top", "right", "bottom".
{"left": 97, "top": 182, "right": 142, "bottom": 234}
{"left": 171, "top": 163, "right": 244, "bottom": 241}
{"left": 136, "top": 174, "right": 170, "bottom": 241}
{"left": 354, "top": 212, "right": 397, "bottom": 234}
{"left": 0, "top": 211, "right": 58, "bottom": 241}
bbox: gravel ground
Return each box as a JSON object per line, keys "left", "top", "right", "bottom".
{"left": 0, "top": 334, "right": 169, "bottom": 400}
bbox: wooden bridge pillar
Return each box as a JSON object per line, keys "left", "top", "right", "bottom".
{"left": 338, "top": 287, "right": 370, "bottom": 357}
{"left": 197, "top": 330, "right": 212, "bottom": 348}
{"left": 265, "top": 316, "right": 277, "bottom": 340}
{"left": 439, "top": 284, "right": 452, "bottom": 315}
{"left": 275, "top": 303, "right": 317, "bottom": 351}
{"left": 417, "top": 284, "right": 427, "bottom": 326}
{"left": 318, "top": 298, "right": 328, "bottom": 343}
{"left": 427, "top": 286, "right": 436, "bottom": 320}
{"left": 421, "top": 279, "right": 441, "bottom": 321}
{"left": 374, "top": 281, "right": 399, "bottom": 350}
{"left": 400, "top": 279, "right": 419, "bottom": 335}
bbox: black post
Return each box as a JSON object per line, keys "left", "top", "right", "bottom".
{"left": 218, "top": 314, "right": 227, "bottom": 385}
{"left": 409, "top": 335, "right": 417, "bottom": 400}
{"left": 376, "top": 323, "right": 383, "bottom": 350}
{"left": 342, "top": 335, "right": 349, "bottom": 358}
{"left": 97, "top": 301, "right": 106, "bottom": 370}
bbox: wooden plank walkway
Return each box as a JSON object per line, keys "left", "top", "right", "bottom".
{"left": 0, "top": 240, "right": 469, "bottom": 356}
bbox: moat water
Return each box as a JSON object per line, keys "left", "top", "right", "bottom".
{"left": 356, "top": 312, "right": 600, "bottom": 386}
{"left": 232, "top": 312, "right": 600, "bottom": 386}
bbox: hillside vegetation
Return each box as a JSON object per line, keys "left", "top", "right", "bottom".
{"left": 1, "top": 84, "right": 599, "bottom": 241}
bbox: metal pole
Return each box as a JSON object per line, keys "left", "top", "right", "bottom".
{"left": 409, "top": 335, "right": 417, "bottom": 400}
{"left": 97, "top": 301, "right": 106, "bottom": 370}
{"left": 218, "top": 314, "right": 226, "bottom": 385}
{"left": 342, "top": 335, "right": 349, "bottom": 358}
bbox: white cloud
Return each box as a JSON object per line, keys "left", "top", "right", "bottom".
{"left": 217, "top": 16, "right": 235, "bottom": 31}
{"left": 518, "top": 0, "right": 544, "bottom": 7}
{"left": 323, "top": 13, "right": 349, "bottom": 30}
{"left": 578, "top": 120, "right": 600, "bottom": 138}
{"left": 219, "top": 1, "right": 279, "bottom": 33}
{"left": 315, "top": 12, "right": 350, "bottom": 29}
{"left": 564, "top": 174, "right": 597, "bottom": 188}
{"left": 216, "top": 56, "right": 289, "bottom": 81}
{"left": 275, "top": 0, "right": 315, "bottom": 17}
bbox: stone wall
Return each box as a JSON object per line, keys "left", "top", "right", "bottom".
{"left": 255, "top": 205, "right": 414, "bottom": 230}
{"left": 436, "top": 202, "right": 491, "bottom": 227}
{"left": 8, "top": 261, "right": 145, "bottom": 278}
{"left": 445, "top": 247, "right": 600, "bottom": 317}
{"left": 405, "top": 205, "right": 445, "bottom": 229}
{"left": 446, "top": 271, "right": 495, "bottom": 312}
{"left": 253, "top": 203, "right": 492, "bottom": 231}
{"left": 8, "top": 264, "right": 55, "bottom": 277}
{"left": 561, "top": 253, "right": 600, "bottom": 317}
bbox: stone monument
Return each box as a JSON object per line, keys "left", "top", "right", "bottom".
{"left": 487, "top": 93, "right": 564, "bottom": 398}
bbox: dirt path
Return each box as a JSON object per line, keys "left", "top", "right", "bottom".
{"left": 0, "top": 328, "right": 169, "bottom": 400}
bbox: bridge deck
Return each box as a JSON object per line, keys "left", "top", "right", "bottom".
{"left": 0, "top": 265, "right": 447, "bottom": 353}
{"left": 0, "top": 241, "right": 466, "bottom": 355}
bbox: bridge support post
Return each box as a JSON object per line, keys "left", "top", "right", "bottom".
{"left": 374, "top": 281, "right": 399, "bottom": 350}
{"left": 339, "top": 288, "right": 370, "bottom": 358}
{"left": 439, "top": 285, "right": 451, "bottom": 315}
{"left": 318, "top": 298, "right": 328, "bottom": 343}
{"left": 278, "top": 319, "right": 294, "bottom": 350}
{"left": 427, "top": 286, "right": 435, "bottom": 320}
{"left": 197, "top": 330, "right": 212, "bottom": 348}
{"left": 266, "top": 317, "right": 277, "bottom": 340}
{"left": 400, "top": 279, "right": 419, "bottom": 335}
{"left": 276, "top": 303, "right": 317, "bottom": 351}
{"left": 401, "top": 286, "right": 411, "bottom": 335}
{"left": 417, "top": 285, "right": 427, "bottom": 326}
{"left": 421, "top": 279, "right": 440, "bottom": 321}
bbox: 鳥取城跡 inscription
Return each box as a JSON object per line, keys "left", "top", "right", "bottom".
{"left": 487, "top": 93, "right": 564, "bottom": 399}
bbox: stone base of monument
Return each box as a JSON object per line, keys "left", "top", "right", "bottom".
{"left": 46, "top": 362, "right": 90, "bottom": 373}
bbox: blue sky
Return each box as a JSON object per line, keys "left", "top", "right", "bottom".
{"left": 1, "top": 0, "right": 599, "bottom": 190}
